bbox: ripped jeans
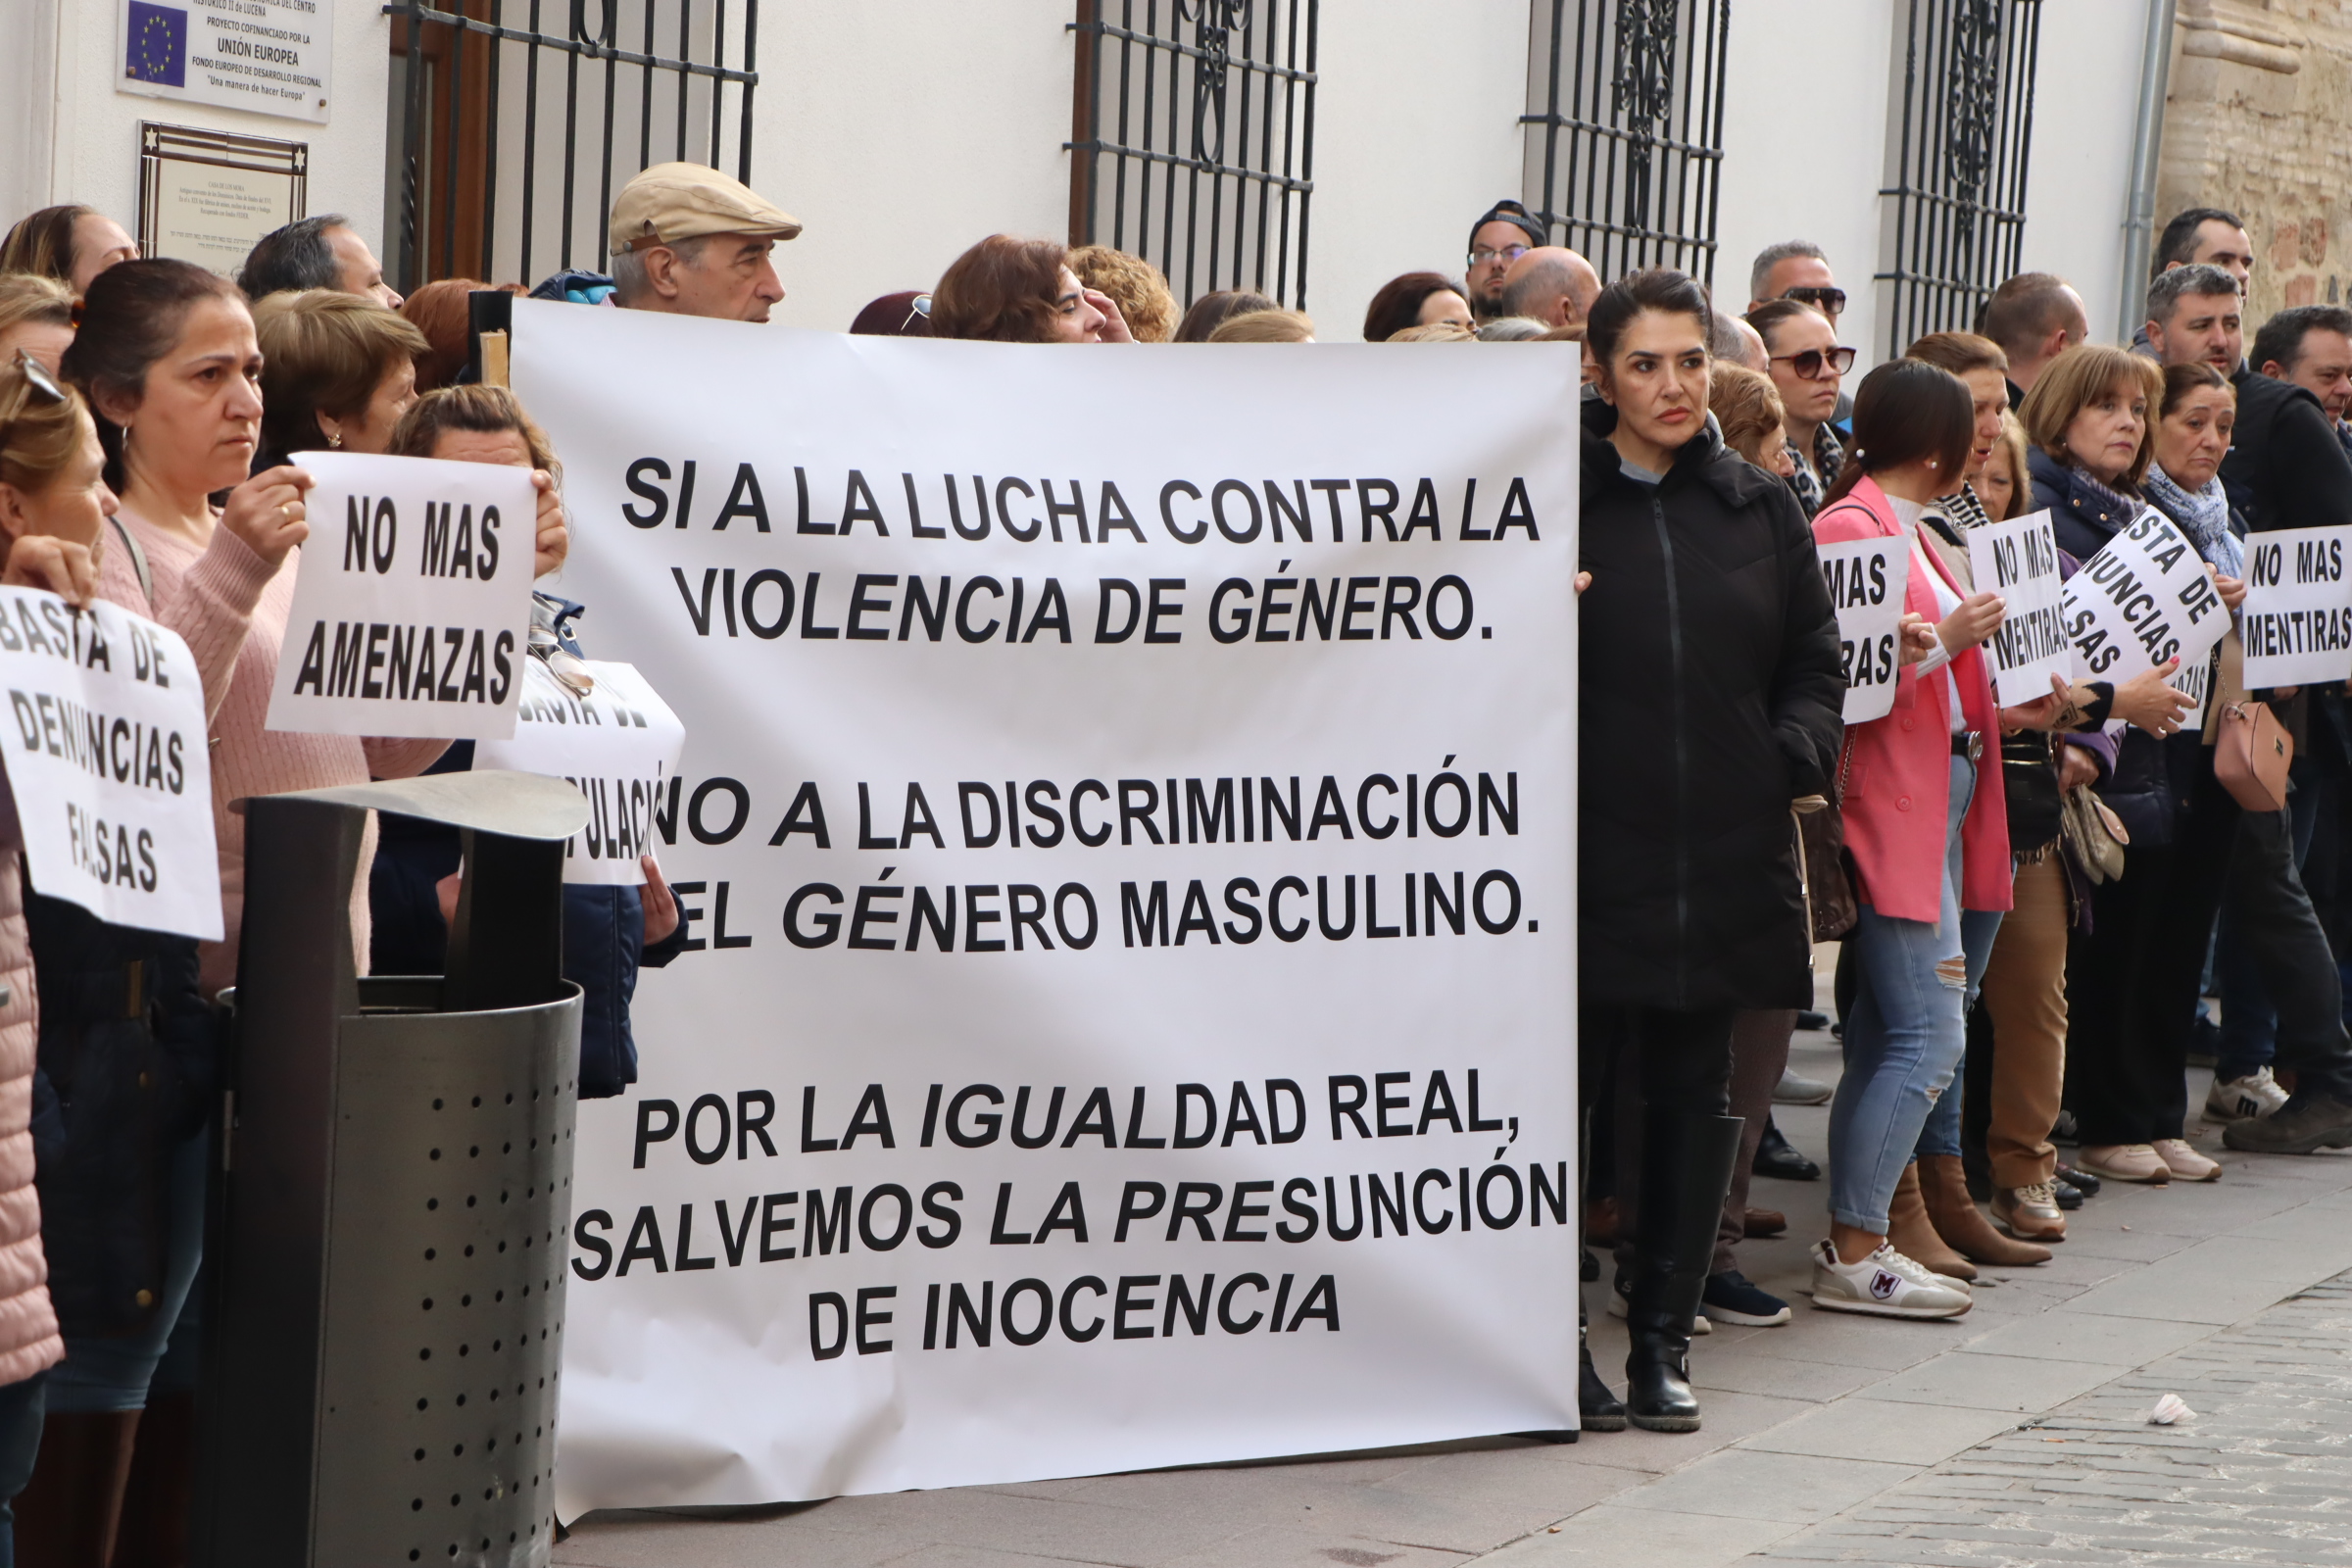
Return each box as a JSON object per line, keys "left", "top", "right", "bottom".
{"left": 1831, "top": 754, "right": 1977, "bottom": 1233}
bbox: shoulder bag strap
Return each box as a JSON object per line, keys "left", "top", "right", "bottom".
{"left": 108, "top": 515, "right": 154, "bottom": 611}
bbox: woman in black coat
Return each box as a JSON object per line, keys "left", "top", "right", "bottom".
{"left": 1578, "top": 269, "right": 1844, "bottom": 1432}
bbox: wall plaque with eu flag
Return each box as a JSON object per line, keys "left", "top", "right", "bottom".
{"left": 115, "top": 0, "right": 332, "bottom": 123}
{"left": 124, "top": 0, "right": 187, "bottom": 87}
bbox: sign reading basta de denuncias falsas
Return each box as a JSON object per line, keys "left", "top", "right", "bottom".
{"left": 514, "top": 300, "right": 1581, "bottom": 1515}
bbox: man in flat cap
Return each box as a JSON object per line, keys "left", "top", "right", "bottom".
{"left": 608, "top": 162, "right": 801, "bottom": 322}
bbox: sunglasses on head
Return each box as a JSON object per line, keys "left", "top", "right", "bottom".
{"left": 1781, "top": 285, "right": 1847, "bottom": 316}
{"left": 12, "top": 350, "right": 65, "bottom": 405}
{"left": 1770, "top": 345, "right": 1858, "bottom": 379}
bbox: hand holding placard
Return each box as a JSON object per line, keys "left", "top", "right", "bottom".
{"left": 264, "top": 451, "right": 537, "bottom": 740}
{"left": 1815, "top": 536, "right": 1911, "bottom": 723}
{"left": 0, "top": 587, "right": 220, "bottom": 939}
{"left": 1967, "top": 510, "right": 2069, "bottom": 705}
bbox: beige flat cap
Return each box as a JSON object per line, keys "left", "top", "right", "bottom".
{"left": 608, "top": 162, "right": 803, "bottom": 252}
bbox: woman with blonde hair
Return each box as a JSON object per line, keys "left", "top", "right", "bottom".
{"left": 1207, "top": 309, "right": 1315, "bottom": 344}
{"left": 0, "top": 277, "right": 75, "bottom": 373}
{"left": 0, "top": 206, "right": 138, "bottom": 294}
{"left": 251, "top": 289, "right": 429, "bottom": 470}
{"left": 1067, "top": 247, "right": 1178, "bottom": 343}
{"left": 2025, "top": 346, "right": 2234, "bottom": 1189}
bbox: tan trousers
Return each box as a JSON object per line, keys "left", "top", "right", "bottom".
{"left": 1977, "top": 852, "right": 2068, "bottom": 1189}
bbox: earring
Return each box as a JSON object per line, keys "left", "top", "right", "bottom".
{"left": 328, "top": 430, "right": 343, "bottom": 449}
{"left": 1928, "top": 459, "right": 1938, "bottom": 468}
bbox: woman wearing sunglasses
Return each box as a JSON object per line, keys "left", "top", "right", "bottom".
{"left": 1579, "top": 268, "right": 1843, "bottom": 1431}
{"left": 1747, "top": 299, "right": 1856, "bottom": 516}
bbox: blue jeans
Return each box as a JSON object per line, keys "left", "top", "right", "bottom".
{"left": 1912, "top": 906, "right": 2004, "bottom": 1157}
{"left": 43, "top": 1133, "right": 205, "bottom": 1413}
{"left": 0, "top": 1374, "right": 43, "bottom": 1567}
{"left": 1833, "top": 755, "right": 1976, "bottom": 1231}
{"left": 2214, "top": 774, "right": 2329, "bottom": 1082}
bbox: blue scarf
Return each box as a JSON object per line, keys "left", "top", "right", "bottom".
{"left": 2143, "top": 465, "right": 2243, "bottom": 578}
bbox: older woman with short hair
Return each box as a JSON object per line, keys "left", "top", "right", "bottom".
{"left": 251, "top": 289, "right": 429, "bottom": 470}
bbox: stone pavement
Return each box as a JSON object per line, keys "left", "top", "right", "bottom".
{"left": 554, "top": 1025, "right": 2352, "bottom": 1568}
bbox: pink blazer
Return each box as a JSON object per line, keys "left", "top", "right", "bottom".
{"left": 1814, "top": 478, "right": 2012, "bottom": 922}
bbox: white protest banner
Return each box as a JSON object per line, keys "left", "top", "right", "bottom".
{"left": 514, "top": 300, "right": 1579, "bottom": 1515}
{"left": 472, "top": 660, "right": 685, "bottom": 884}
{"left": 2240, "top": 525, "right": 2352, "bottom": 689}
{"left": 2061, "top": 508, "right": 2230, "bottom": 719}
{"left": 0, "top": 589, "right": 219, "bottom": 940}
{"left": 1970, "top": 510, "right": 2070, "bottom": 705}
{"left": 1815, "top": 536, "right": 1911, "bottom": 723}
{"left": 265, "top": 451, "right": 536, "bottom": 741}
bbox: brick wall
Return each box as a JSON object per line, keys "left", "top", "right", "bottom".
{"left": 2158, "top": 0, "right": 2352, "bottom": 319}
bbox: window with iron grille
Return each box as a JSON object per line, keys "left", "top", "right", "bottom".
{"left": 1876, "top": 0, "right": 2042, "bottom": 357}
{"left": 1520, "top": 0, "right": 1731, "bottom": 290}
{"left": 384, "top": 0, "right": 759, "bottom": 294}
{"left": 1066, "top": 1, "right": 1318, "bottom": 310}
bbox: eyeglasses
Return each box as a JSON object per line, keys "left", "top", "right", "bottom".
{"left": 1782, "top": 285, "right": 1847, "bottom": 316}
{"left": 1469, "top": 244, "right": 1529, "bottom": 268}
{"left": 1770, "top": 345, "right": 1858, "bottom": 379}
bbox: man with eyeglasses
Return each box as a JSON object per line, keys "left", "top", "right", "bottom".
{"left": 1462, "top": 200, "right": 1547, "bottom": 321}
{"left": 1745, "top": 299, "right": 1854, "bottom": 515}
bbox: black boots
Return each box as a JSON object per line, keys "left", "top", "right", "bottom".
{"left": 1622, "top": 1112, "right": 1744, "bottom": 1433}
{"left": 1578, "top": 1298, "right": 1626, "bottom": 1432}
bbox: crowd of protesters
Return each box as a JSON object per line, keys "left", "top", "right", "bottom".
{"left": 0, "top": 156, "right": 2345, "bottom": 1556}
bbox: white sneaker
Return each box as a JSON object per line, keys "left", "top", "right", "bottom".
{"left": 2206, "top": 1066, "right": 2290, "bottom": 1123}
{"left": 1809, "top": 1240, "right": 1973, "bottom": 1319}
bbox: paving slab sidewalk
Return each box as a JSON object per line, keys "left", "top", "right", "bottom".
{"left": 555, "top": 1034, "right": 2352, "bottom": 1568}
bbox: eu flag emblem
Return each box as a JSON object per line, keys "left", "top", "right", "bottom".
{"left": 125, "top": 1, "right": 187, "bottom": 88}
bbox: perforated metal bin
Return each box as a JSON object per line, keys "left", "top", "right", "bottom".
{"left": 193, "top": 772, "right": 591, "bottom": 1568}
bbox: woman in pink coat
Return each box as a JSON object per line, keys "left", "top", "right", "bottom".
{"left": 1809, "top": 361, "right": 2055, "bottom": 1321}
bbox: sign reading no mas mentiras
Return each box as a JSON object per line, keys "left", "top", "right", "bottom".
{"left": 265, "top": 451, "right": 536, "bottom": 740}
{"left": 1969, "top": 510, "right": 2069, "bottom": 706}
{"left": 2241, "top": 524, "right": 2352, "bottom": 689}
{"left": 1815, "top": 536, "right": 1910, "bottom": 723}
{"left": 0, "top": 589, "right": 220, "bottom": 940}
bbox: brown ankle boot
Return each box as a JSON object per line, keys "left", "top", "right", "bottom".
{"left": 14, "top": 1409, "right": 142, "bottom": 1567}
{"left": 1887, "top": 1162, "right": 1975, "bottom": 1281}
{"left": 1921, "top": 1153, "right": 2051, "bottom": 1266}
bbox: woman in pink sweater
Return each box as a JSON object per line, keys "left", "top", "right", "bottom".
{"left": 64, "top": 259, "right": 448, "bottom": 995}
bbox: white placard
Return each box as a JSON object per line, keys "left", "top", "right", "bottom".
{"left": 2240, "top": 525, "right": 2352, "bottom": 689}
{"left": 265, "top": 452, "right": 537, "bottom": 741}
{"left": 512, "top": 301, "right": 1581, "bottom": 1515}
{"left": 1969, "top": 510, "right": 2069, "bottom": 706}
{"left": 1816, "top": 536, "right": 1911, "bottom": 723}
{"left": 2061, "top": 509, "right": 2230, "bottom": 722}
{"left": 0, "top": 590, "right": 220, "bottom": 940}
{"left": 118, "top": 0, "right": 332, "bottom": 123}
{"left": 472, "top": 660, "right": 685, "bottom": 885}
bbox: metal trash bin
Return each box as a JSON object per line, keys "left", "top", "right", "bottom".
{"left": 193, "top": 771, "right": 590, "bottom": 1568}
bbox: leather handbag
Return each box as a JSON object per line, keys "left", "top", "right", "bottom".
{"left": 2217, "top": 700, "right": 2294, "bottom": 812}
{"left": 1792, "top": 739, "right": 1859, "bottom": 943}
{"left": 2058, "top": 786, "right": 2130, "bottom": 885}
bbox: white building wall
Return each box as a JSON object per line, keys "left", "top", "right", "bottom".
{"left": 1303, "top": 0, "right": 1528, "bottom": 336}
{"left": 756, "top": 0, "right": 1071, "bottom": 333}
{"left": 1713, "top": 0, "right": 1899, "bottom": 370}
{"left": 24, "top": 0, "right": 394, "bottom": 269}
{"left": 2017, "top": 0, "right": 2154, "bottom": 347}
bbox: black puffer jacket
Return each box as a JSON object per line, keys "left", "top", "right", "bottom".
{"left": 1578, "top": 401, "right": 1845, "bottom": 1010}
